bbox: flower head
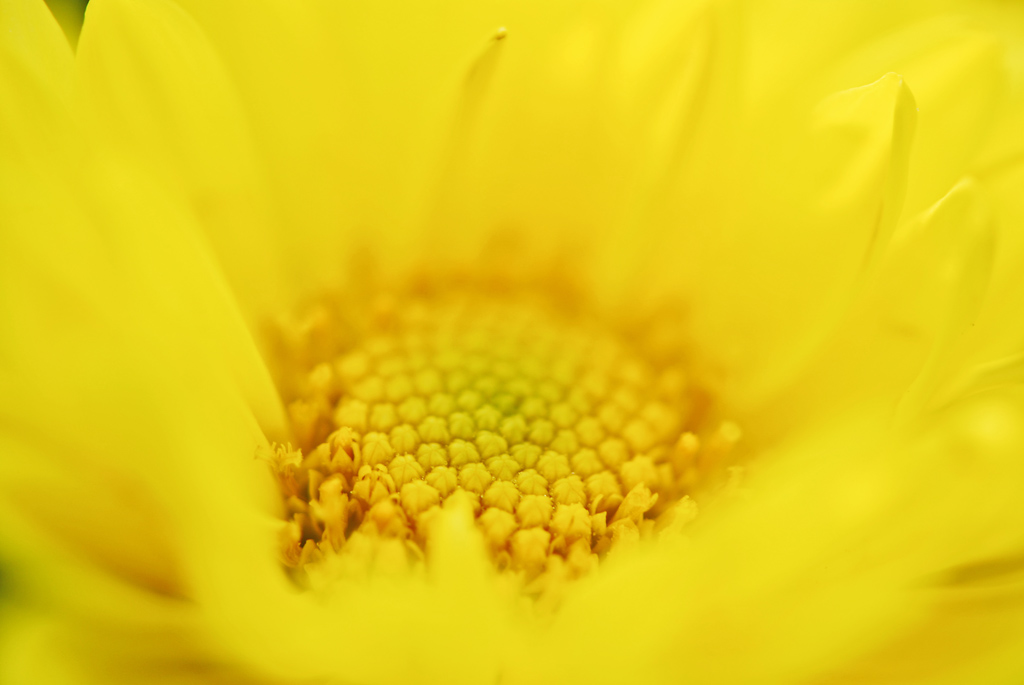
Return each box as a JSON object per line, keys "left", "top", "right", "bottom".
{"left": 2, "top": 0, "right": 1024, "bottom": 683}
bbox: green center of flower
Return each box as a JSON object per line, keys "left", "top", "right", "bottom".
{"left": 264, "top": 288, "right": 739, "bottom": 592}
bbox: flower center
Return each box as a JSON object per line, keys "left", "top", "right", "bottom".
{"left": 264, "top": 286, "right": 739, "bottom": 592}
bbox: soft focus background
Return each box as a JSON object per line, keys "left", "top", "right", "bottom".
{"left": 45, "top": 0, "right": 88, "bottom": 45}
{"left": 2, "top": 0, "right": 88, "bottom": 621}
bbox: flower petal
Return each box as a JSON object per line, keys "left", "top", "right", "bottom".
{"left": 0, "top": 0, "right": 73, "bottom": 95}
{"left": 0, "top": 0, "right": 76, "bottom": 173}
{"left": 943, "top": 159, "right": 1024, "bottom": 390}
{"left": 757, "top": 178, "right": 995, "bottom": 436}
{"left": 162, "top": 0, "right": 510, "bottom": 301}
{"left": 659, "top": 73, "right": 917, "bottom": 412}
{"left": 429, "top": 0, "right": 743, "bottom": 290}
{"left": 822, "top": 18, "right": 1005, "bottom": 220}
{"left": 76, "top": 0, "right": 286, "bottom": 320}
{"left": 1, "top": 19, "right": 288, "bottom": 678}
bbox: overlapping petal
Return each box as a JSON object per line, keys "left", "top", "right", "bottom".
{"left": 1, "top": 3, "right": 285, "bottom": 681}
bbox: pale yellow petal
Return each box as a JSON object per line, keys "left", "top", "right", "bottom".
{"left": 964, "top": 0, "right": 1024, "bottom": 170}
{"left": 161, "top": 0, "right": 510, "bottom": 301}
{"left": 813, "top": 583, "right": 1024, "bottom": 685}
{"left": 0, "top": 23, "right": 287, "bottom": 678}
{"left": 758, "top": 179, "right": 995, "bottom": 437}
{"left": 76, "top": 0, "right": 286, "bottom": 320}
{"left": 821, "top": 17, "right": 1005, "bottom": 219}
{"left": 0, "top": 0, "right": 73, "bottom": 94}
{"left": 428, "top": 0, "right": 742, "bottom": 291}
{"left": 656, "top": 73, "right": 916, "bottom": 412}
{"left": 744, "top": 0, "right": 943, "bottom": 107}
{"left": 0, "top": 0, "right": 76, "bottom": 172}
{"left": 944, "top": 160, "right": 1024, "bottom": 387}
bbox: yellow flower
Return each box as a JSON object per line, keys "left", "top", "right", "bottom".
{"left": 3, "top": 0, "right": 1024, "bottom": 683}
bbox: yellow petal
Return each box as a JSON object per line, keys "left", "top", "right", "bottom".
{"left": 76, "top": 0, "right": 286, "bottom": 320}
{"left": 822, "top": 18, "right": 1005, "bottom": 219}
{"left": 898, "top": 29, "right": 1003, "bottom": 219}
{"left": 422, "top": 0, "right": 681, "bottom": 271}
{"left": 1, "top": 8, "right": 285, "bottom": 651}
{"left": 813, "top": 582, "right": 1024, "bottom": 685}
{"left": 946, "top": 159, "right": 1024, "bottom": 383}
{"left": 165, "top": 0, "right": 509, "bottom": 299}
{"left": 891, "top": 180, "right": 995, "bottom": 420}
{"left": 0, "top": 0, "right": 76, "bottom": 171}
{"left": 760, "top": 178, "right": 994, "bottom": 436}
{"left": 0, "top": 0, "right": 73, "bottom": 95}
{"left": 954, "top": 0, "right": 1024, "bottom": 173}
{"left": 663, "top": 73, "right": 917, "bottom": 412}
